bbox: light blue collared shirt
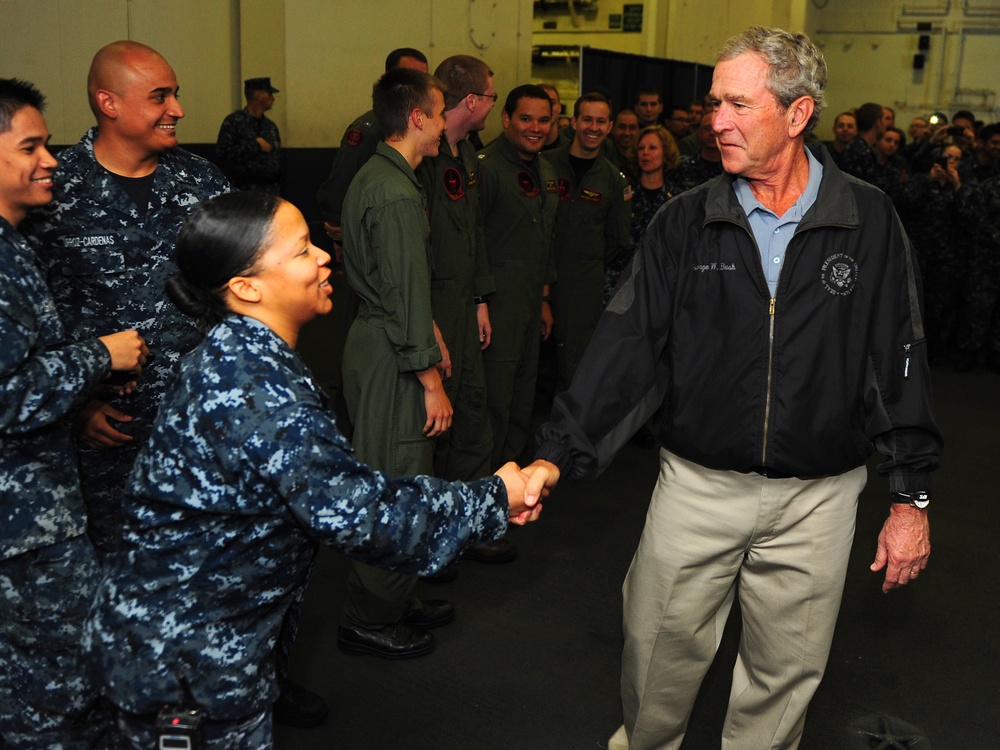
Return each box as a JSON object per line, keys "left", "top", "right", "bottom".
{"left": 733, "top": 148, "right": 823, "bottom": 297}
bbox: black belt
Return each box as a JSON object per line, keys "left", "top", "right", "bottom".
{"left": 745, "top": 466, "right": 795, "bottom": 479}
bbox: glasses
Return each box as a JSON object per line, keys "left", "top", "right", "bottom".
{"left": 471, "top": 92, "right": 498, "bottom": 103}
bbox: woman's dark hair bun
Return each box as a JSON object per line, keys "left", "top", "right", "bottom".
{"left": 166, "top": 274, "right": 219, "bottom": 324}
{"left": 170, "top": 192, "right": 281, "bottom": 327}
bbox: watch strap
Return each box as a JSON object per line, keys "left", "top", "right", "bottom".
{"left": 891, "top": 490, "right": 930, "bottom": 509}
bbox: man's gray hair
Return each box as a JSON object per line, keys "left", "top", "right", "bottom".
{"left": 717, "top": 26, "right": 827, "bottom": 135}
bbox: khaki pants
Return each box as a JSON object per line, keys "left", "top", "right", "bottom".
{"left": 622, "top": 450, "right": 866, "bottom": 750}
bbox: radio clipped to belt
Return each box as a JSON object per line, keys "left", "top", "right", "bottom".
{"left": 156, "top": 671, "right": 202, "bottom": 750}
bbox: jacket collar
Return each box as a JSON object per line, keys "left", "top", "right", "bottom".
{"left": 373, "top": 141, "right": 421, "bottom": 189}
{"left": 495, "top": 133, "right": 541, "bottom": 170}
{"left": 704, "top": 144, "right": 860, "bottom": 231}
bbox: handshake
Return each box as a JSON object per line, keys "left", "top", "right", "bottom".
{"left": 494, "top": 459, "right": 560, "bottom": 525}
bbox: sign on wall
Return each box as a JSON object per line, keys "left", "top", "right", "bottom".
{"left": 623, "top": 4, "right": 643, "bottom": 33}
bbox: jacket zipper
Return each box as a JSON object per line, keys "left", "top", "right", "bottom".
{"left": 762, "top": 297, "right": 776, "bottom": 467}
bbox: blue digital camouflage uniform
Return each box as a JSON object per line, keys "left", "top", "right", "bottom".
{"left": 671, "top": 153, "right": 724, "bottom": 194}
{"left": 897, "top": 173, "right": 969, "bottom": 361}
{"left": 215, "top": 107, "right": 282, "bottom": 194}
{"left": 871, "top": 154, "right": 909, "bottom": 204}
{"left": 836, "top": 136, "right": 877, "bottom": 183}
{"left": 0, "top": 216, "right": 110, "bottom": 749}
{"left": 417, "top": 134, "right": 495, "bottom": 481}
{"left": 87, "top": 315, "right": 508, "bottom": 731}
{"left": 24, "top": 127, "right": 229, "bottom": 553}
{"left": 954, "top": 174, "right": 1000, "bottom": 368}
{"left": 961, "top": 156, "right": 1000, "bottom": 184}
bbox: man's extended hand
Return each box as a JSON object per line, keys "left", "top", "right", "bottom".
{"left": 494, "top": 460, "right": 559, "bottom": 525}
{"left": 870, "top": 504, "right": 931, "bottom": 592}
{"left": 75, "top": 400, "right": 134, "bottom": 450}
{"left": 521, "top": 459, "right": 560, "bottom": 504}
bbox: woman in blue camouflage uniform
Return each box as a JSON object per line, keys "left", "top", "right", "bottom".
{"left": 87, "top": 192, "right": 553, "bottom": 749}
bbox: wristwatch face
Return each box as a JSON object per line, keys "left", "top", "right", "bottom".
{"left": 893, "top": 491, "right": 930, "bottom": 509}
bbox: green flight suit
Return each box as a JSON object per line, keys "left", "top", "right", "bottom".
{"left": 545, "top": 146, "right": 632, "bottom": 390}
{"left": 314, "top": 110, "right": 381, "bottom": 422}
{"left": 477, "top": 135, "right": 558, "bottom": 465}
{"left": 341, "top": 143, "right": 441, "bottom": 627}
{"left": 317, "top": 109, "right": 380, "bottom": 225}
{"left": 418, "top": 136, "right": 496, "bottom": 481}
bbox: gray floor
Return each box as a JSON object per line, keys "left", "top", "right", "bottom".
{"left": 285, "top": 298, "right": 999, "bottom": 749}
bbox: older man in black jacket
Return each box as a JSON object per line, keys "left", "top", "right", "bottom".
{"left": 536, "top": 26, "right": 941, "bottom": 750}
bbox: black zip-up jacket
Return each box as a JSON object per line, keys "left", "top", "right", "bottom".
{"left": 536, "top": 147, "right": 942, "bottom": 494}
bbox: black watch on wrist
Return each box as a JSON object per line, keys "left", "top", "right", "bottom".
{"left": 891, "top": 490, "right": 930, "bottom": 509}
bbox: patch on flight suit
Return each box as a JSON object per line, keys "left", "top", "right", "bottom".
{"left": 623, "top": 185, "right": 634, "bottom": 201}
{"left": 466, "top": 169, "right": 478, "bottom": 188}
{"left": 557, "top": 178, "right": 571, "bottom": 201}
{"left": 545, "top": 178, "right": 558, "bottom": 193}
{"left": 443, "top": 167, "right": 465, "bottom": 200}
{"left": 345, "top": 128, "right": 365, "bottom": 146}
{"left": 579, "top": 188, "right": 603, "bottom": 203}
{"left": 517, "top": 171, "right": 539, "bottom": 198}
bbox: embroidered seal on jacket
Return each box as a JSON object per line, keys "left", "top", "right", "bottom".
{"left": 820, "top": 253, "right": 858, "bottom": 296}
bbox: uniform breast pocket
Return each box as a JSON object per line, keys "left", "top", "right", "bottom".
{"left": 489, "top": 258, "right": 525, "bottom": 270}
{"left": 55, "top": 244, "right": 126, "bottom": 277}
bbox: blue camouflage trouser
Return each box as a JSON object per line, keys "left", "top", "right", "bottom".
{"left": 78, "top": 442, "right": 144, "bottom": 556}
{"left": 0, "top": 535, "right": 108, "bottom": 749}
{"left": 115, "top": 707, "right": 272, "bottom": 750}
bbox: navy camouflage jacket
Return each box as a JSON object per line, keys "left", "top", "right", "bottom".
{"left": 88, "top": 315, "right": 508, "bottom": 718}
{"left": 215, "top": 108, "right": 282, "bottom": 190}
{"left": 24, "top": 127, "right": 230, "bottom": 432}
{"left": 0, "top": 218, "right": 109, "bottom": 559}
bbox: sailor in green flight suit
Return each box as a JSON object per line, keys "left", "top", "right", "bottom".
{"left": 477, "top": 84, "right": 559, "bottom": 466}
{"left": 545, "top": 92, "right": 632, "bottom": 391}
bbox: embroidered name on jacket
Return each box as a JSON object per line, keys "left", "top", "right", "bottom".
{"left": 692, "top": 262, "right": 736, "bottom": 273}
{"left": 820, "top": 253, "right": 858, "bottom": 296}
{"left": 60, "top": 235, "right": 117, "bottom": 247}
